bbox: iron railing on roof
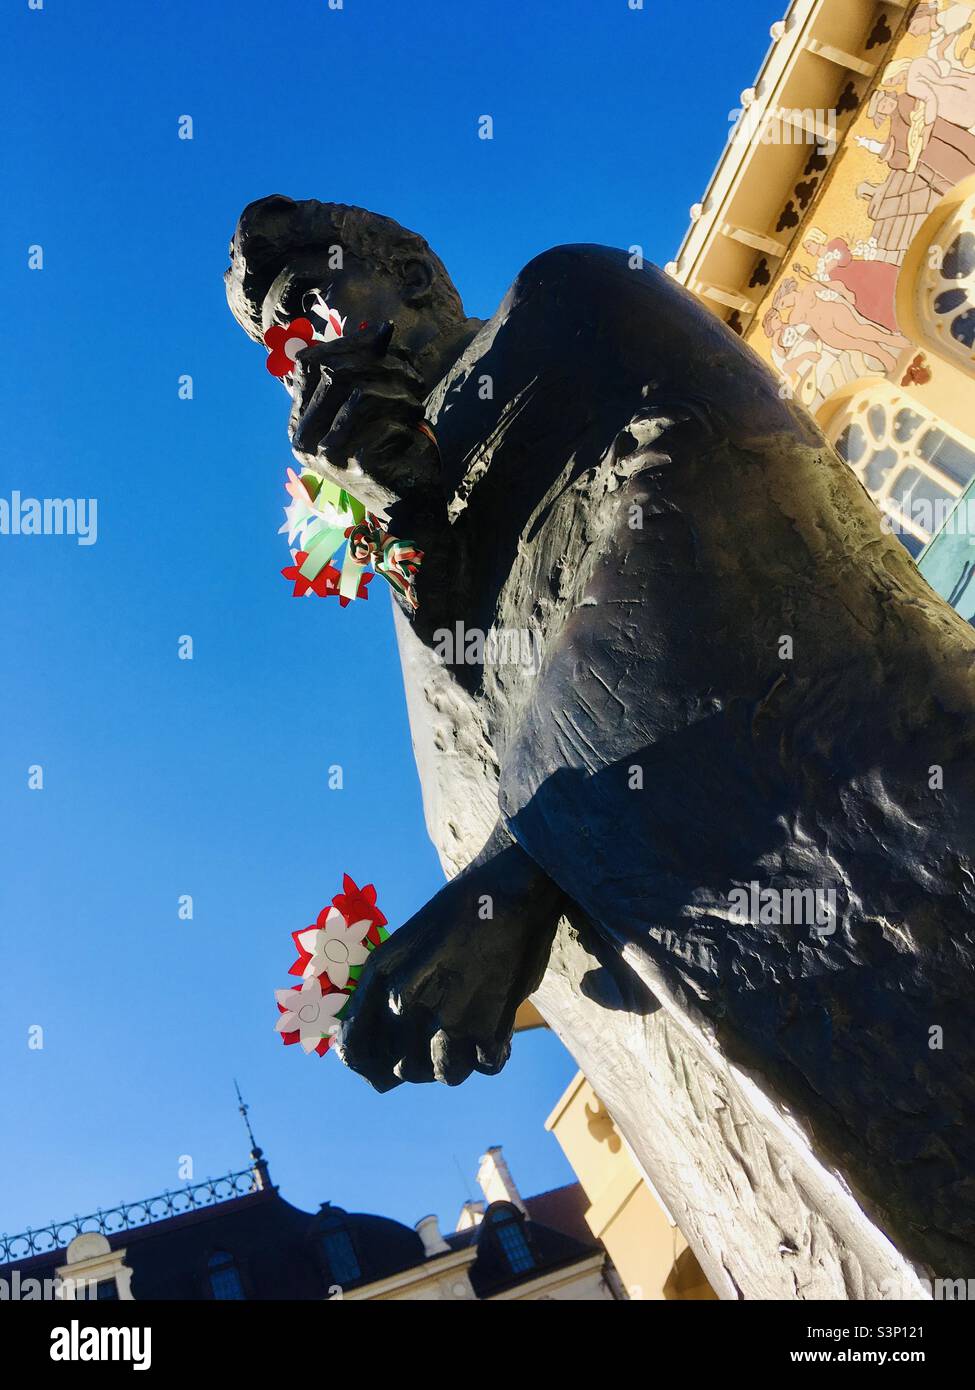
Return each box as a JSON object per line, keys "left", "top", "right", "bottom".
{"left": 0, "top": 1167, "right": 259, "bottom": 1264}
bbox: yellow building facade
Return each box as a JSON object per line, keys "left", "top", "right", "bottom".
{"left": 673, "top": 0, "right": 975, "bottom": 599}
{"left": 545, "top": 1073, "right": 716, "bottom": 1301}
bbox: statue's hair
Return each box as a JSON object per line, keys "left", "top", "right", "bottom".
{"left": 225, "top": 195, "right": 465, "bottom": 342}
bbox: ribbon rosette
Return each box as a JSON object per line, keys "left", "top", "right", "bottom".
{"left": 345, "top": 520, "right": 424, "bottom": 611}
{"left": 274, "top": 876, "right": 390, "bottom": 1058}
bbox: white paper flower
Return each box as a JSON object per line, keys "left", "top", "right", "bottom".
{"left": 279, "top": 467, "right": 347, "bottom": 547}
{"left": 294, "top": 907, "right": 371, "bottom": 989}
{"left": 275, "top": 979, "right": 349, "bottom": 1053}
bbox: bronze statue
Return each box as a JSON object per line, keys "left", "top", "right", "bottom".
{"left": 227, "top": 195, "right": 975, "bottom": 1287}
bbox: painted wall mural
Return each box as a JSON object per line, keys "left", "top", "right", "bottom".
{"left": 748, "top": 2, "right": 975, "bottom": 414}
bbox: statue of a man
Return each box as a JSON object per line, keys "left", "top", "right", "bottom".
{"left": 227, "top": 195, "right": 975, "bottom": 1284}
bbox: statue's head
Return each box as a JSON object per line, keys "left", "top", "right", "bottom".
{"left": 225, "top": 196, "right": 476, "bottom": 518}
{"left": 225, "top": 194, "right": 466, "bottom": 354}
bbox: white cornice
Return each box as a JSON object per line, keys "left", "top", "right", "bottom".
{"left": 670, "top": 0, "right": 900, "bottom": 320}
{"left": 339, "top": 1245, "right": 478, "bottom": 1301}
{"left": 486, "top": 1253, "right": 610, "bottom": 1300}
{"left": 672, "top": 0, "right": 820, "bottom": 285}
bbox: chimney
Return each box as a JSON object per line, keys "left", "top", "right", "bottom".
{"left": 415, "top": 1214, "right": 451, "bottom": 1257}
{"left": 476, "top": 1146, "right": 527, "bottom": 1213}
{"left": 455, "top": 1200, "right": 485, "bottom": 1230}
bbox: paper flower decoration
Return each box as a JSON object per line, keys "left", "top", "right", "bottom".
{"left": 277, "top": 472, "right": 421, "bottom": 609}
{"left": 275, "top": 978, "right": 350, "bottom": 1056}
{"left": 274, "top": 876, "right": 391, "bottom": 1059}
{"left": 281, "top": 553, "right": 373, "bottom": 604}
{"left": 303, "top": 289, "right": 346, "bottom": 343}
{"left": 279, "top": 467, "right": 344, "bottom": 548}
{"left": 290, "top": 906, "right": 371, "bottom": 990}
{"left": 265, "top": 305, "right": 427, "bottom": 611}
{"left": 332, "top": 874, "right": 388, "bottom": 944}
{"left": 263, "top": 317, "right": 316, "bottom": 377}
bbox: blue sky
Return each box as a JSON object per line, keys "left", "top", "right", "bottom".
{"left": 0, "top": 0, "right": 780, "bottom": 1238}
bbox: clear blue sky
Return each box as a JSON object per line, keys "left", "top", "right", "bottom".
{"left": 0, "top": 0, "right": 780, "bottom": 1237}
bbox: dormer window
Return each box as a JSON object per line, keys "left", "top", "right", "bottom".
{"left": 487, "top": 1204, "right": 535, "bottom": 1275}
{"left": 320, "top": 1217, "right": 361, "bottom": 1286}
{"left": 208, "top": 1251, "right": 245, "bottom": 1300}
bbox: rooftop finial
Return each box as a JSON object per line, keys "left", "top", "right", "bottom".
{"left": 234, "top": 1080, "right": 271, "bottom": 1191}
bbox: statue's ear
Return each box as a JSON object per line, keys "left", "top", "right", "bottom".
{"left": 401, "top": 257, "right": 434, "bottom": 305}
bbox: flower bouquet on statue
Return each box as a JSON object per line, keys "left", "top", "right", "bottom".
{"left": 278, "top": 468, "right": 423, "bottom": 610}
{"left": 274, "top": 876, "right": 390, "bottom": 1058}
{"left": 266, "top": 303, "right": 425, "bottom": 611}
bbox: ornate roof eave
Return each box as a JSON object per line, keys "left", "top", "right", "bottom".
{"left": 669, "top": 0, "right": 905, "bottom": 329}
{"left": 0, "top": 1168, "right": 267, "bottom": 1268}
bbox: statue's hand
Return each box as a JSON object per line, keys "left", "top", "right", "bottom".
{"left": 336, "top": 825, "right": 564, "bottom": 1091}
{"left": 288, "top": 323, "right": 440, "bottom": 513}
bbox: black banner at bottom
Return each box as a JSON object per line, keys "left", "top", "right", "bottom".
{"left": 0, "top": 1295, "right": 968, "bottom": 1374}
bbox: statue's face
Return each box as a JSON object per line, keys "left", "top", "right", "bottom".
{"left": 260, "top": 245, "right": 421, "bottom": 341}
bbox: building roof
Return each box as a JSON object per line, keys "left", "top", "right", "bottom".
{"left": 1, "top": 1174, "right": 606, "bottom": 1300}
{"left": 523, "top": 1183, "right": 595, "bottom": 1247}
{"left": 446, "top": 1195, "right": 602, "bottom": 1298}
{"left": 0, "top": 1184, "right": 426, "bottom": 1300}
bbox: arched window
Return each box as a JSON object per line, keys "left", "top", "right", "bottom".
{"left": 486, "top": 1204, "right": 535, "bottom": 1275}
{"left": 897, "top": 174, "right": 975, "bottom": 375}
{"left": 207, "top": 1250, "right": 245, "bottom": 1300}
{"left": 319, "top": 1216, "right": 361, "bottom": 1286}
{"left": 821, "top": 381, "right": 975, "bottom": 557}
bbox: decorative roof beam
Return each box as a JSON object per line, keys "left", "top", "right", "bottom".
{"left": 693, "top": 282, "right": 757, "bottom": 315}
{"left": 719, "top": 224, "right": 790, "bottom": 258}
{"left": 805, "top": 39, "right": 876, "bottom": 78}
{"left": 771, "top": 104, "right": 843, "bottom": 146}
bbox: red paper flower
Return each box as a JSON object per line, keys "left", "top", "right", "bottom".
{"left": 281, "top": 555, "right": 373, "bottom": 605}
{"left": 332, "top": 874, "right": 388, "bottom": 947}
{"left": 263, "top": 317, "right": 316, "bottom": 377}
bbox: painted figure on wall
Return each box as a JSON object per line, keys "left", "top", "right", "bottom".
{"left": 802, "top": 228, "right": 901, "bottom": 332}
{"left": 758, "top": 4, "right": 975, "bottom": 409}
{"left": 761, "top": 260, "right": 910, "bottom": 408}
{"left": 855, "top": 6, "right": 975, "bottom": 264}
